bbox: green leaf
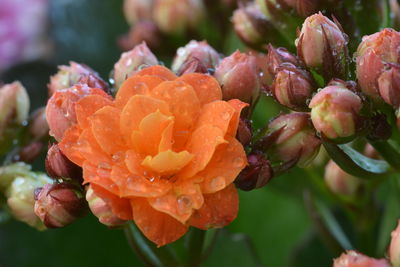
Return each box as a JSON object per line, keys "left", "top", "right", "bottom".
{"left": 323, "top": 142, "right": 390, "bottom": 179}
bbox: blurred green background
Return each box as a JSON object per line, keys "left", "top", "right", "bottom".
{"left": 0, "top": 0, "right": 340, "bottom": 266}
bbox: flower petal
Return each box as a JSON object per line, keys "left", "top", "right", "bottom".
{"left": 136, "top": 65, "right": 177, "bottom": 81}
{"left": 115, "top": 75, "right": 165, "bottom": 107}
{"left": 178, "top": 125, "right": 226, "bottom": 178}
{"left": 189, "top": 184, "right": 238, "bottom": 230}
{"left": 91, "top": 106, "right": 126, "bottom": 154}
{"left": 75, "top": 94, "right": 113, "bottom": 129}
{"left": 131, "top": 198, "right": 188, "bottom": 247}
{"left": 176, "top": 73, "right": 222, "bottom": 106}
{"left": 195, "top": 100, "right": 236, "bottom": 135}
{"left": 59, "top": 125, "right": 85, "bottom": 166}
{"left": 150, "top": 81, "right": 201, "bottom": 150}
{"left": 141, "top": 150, "right": 193, "bottom": 175}
{"left": 227, "top": 99, "right": 248, "bottom": 137}
{"left": 120, "top": 95, "right": 170, "bottom": 146}
{"left": 198, "top": 137, "right": 247, "bottom": 193}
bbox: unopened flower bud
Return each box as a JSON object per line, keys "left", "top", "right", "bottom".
{"left": 324, "top": 160, "right": 361, "bottom": 196}
{"left": 214, "top": 50, "right": 260, "bottom": 105}
{"left": 46, "top": 84, "right": 108, "bottom": 141}
{"left": 45, "top": 144, "right": 82, "bottom": 182}
{"left": 113, "top": 42, "right": 158, "bottom": 89}
{"left": 86, "top": 185, "right": 126, "bottom": 227}
{"left": 263, "top": 112, "right": 321, "bottom": 168}
{"left": 0, "top": 82, "right": 29, "bottom": 154}
{"left": 356, "top": 28, "right": 400, "bottom": 101}
{"left": 236, "top": 118, "right": 252, "bottom": 146}
{"left": 266, "top": 44, "right": 301, "bottom": 77}
{"left": 119, "top": 21, "right": 161, "bottom": 51}
{"left": 333, "top": 250, "right": 390, "bottom": 267}
{"left": 171, "top": 40, "right": 220, "bottom": 75}
{"left": 309, "top": 83, "right": 363, "bottom": 142}
{"left": 271, "top": 63, "right": 316, "bottom": 111}
{"left": 235, "top": 152, "right": 273, "bottom": 191}
{"left": 48, "top": 62, "right": 108, "bottom": 97}
{"left": 34, "top": 183, "right": 87, "bottom": 228}
{"left": 153, "top": 0, "right": 205, "bottom": 35}
{"left": 123, "top": 0, "right": 154, "bottom": 25}
{"left": 232, "top": 3, "right": 278, "bottom": 48}
{"left": 296, "top": 13, "right": 349, "bottom": 81}
{"left": 389, "top": 220, "right": 400, "bottom": 267}
{"left": 5, "top": 171, "right": 52, "bottom": 230}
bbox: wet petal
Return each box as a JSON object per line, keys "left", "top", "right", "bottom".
{"left": 59, "top": 125, "right": 85, "bottom": 166}
{"left": 176, "top": 73, "right": 222, "bottom": 106}
{"left": 195, "top": 101, "right": 236, "bottom": 135}
{"left": 198, "top": 138, "right": 247, "bottom": 193}
{"left": 91, "top": 106, "right": 126, "bottom": 154}
{"left": 141, "top": 150, "right": 193, "bottom": 175}
{"left": 75, "top": 94, "right": 113, "bottom": 129}
{"left": 136, "top": 65, "right": 177, "bottom": 81}
{"left": 131, "top": 198, "right": 188, "bottom": 247}
{"left": 189, "top": 184, "right": 238, "bottom": 230}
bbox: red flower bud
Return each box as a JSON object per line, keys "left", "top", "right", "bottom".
{"left": 333, "top": 250, "right": 390, "bottom": 267}
{"left": 48, "top": 62, "right": 108, "bottom": 97}
{"left": 34, "top": 183, "right": 87, "bottom": 228}
{"left": 263, "top": 112, "right": 321, "bottom": 167}
{"left": 123, "top": 0, "right": 154, "bottom": 26}
{"left": 271, "top": 63, "right": 316, "bottom": 111}
{"left": 214, "top": 50, "right": 260, "bottom": 105}
{"left": 309, "top": 83, "right": 363, "bottom": 142}
{"left": 236, "top": 118, "right": 252, "bottom": 146}
{"left": 356, "top": 28, "right": 400, "bottom": 101}
{"left": 113, "top": 42, "right": 158, "bottom": 89}
{"left": 171, "top": 40, "right": 220, "bottom": 75}
{"left": 324, "top": 160, "right": 361, "bottom": 196}
{"left": 45, "top": 144, "right": 82, "bottom": 182}
{"left": 153, "top": 0, "right": 205, "bottom": 34}
{"left": 266, "top": 44, "right": 301, "bottom": 77}
{"left": 235, "top": 152, "right": 273, "bottom": 191}
{"left": 86, "top": 185, "right": 126, "bottom": 227}
{"left": 296, "top": 13, "right": 349, "bottom": 81}
{"left": 389, "top": 220, "right": 400, "bottom": 267}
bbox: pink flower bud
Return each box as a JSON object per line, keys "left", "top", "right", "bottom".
{"left": 153, "top": 0, "right": 205, "bottom": 35}
{"left": 48, "top": 62, "right": 108, "bottom": 97}
{"left": 118, "top": 21, "right": 161, "bottom": 51}
{"left": 123, "top": 0, "right": 154, "bottom": 26}
{"left": 113, "top": 42, "right": 158, "bottom": 89}
{"left": 333, "top": 250, "right": 390, "bottom": 267}
{"left": 235, "top": 152, "right": 273, "bottom": 191}
{"left": 378, "top": 64, "right": 400, "bottom": 109}
{"left": 45, "top": 144, "right": 82, "bottom": 182}
{"left": 171, "top": 40, "right": 220, "bottom": 75}
{"left": 266, "top": 44, "right": 301, "bottom": 77}
{"left": 324, "top": 160, "right": 361, "bottom": 196}
{"left": 214, "top": 50, "right": 260, "bottom": 105}
{"left": 296, "top": 13, "right": 348, "bottom": 80}
{"left": 309, "top": 83, "right": 363, "bottom": 141}
{"left": 265, "top": 112, "right": 321, "bottom": 167}
{"left": 356, "top": 28, "right": 400, "bottom": 101}
{"left": 34, "top": 183, "right": 87, "bottom": 228}
{"left": 389, "top": 220, "right": 400, "bottom": 267}
{"left": 46, "top": 84, "right": 108, "bottom": 142}
{"left": 271, "top": 63, "right": 316, "bottom": 111}
{"left": 86, "top": 185, "right": 126, "bottom": 227}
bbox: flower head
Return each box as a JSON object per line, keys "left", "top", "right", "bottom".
{"left": 53, "top": 65, "right": 247, "bottom": 246}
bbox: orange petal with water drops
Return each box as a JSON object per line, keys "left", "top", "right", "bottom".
{"left": 178, "top": 125, "right": 226, "bottom": 179}
{"left": 91, "top": 106, "right": 126, "bottom": 155}
{"left": 136, "top": 65, "right": 177, "bottom": 81}
{"left": 141, "top": 150, "right": 193, "bottom": 175}
{"left": 91, "top": 183, "right": 132, "bottom": 220}
{"left": 131, "top": 110, "right": 173, "bottom": 156}
{"left": 227, "top": 99, "right": 248, "bottom": 137}
{"left": 59, "top": 125, "right": 85, "bottom": 166}
{"left": 148, "top": 182, "right": 203, "bottom": 223}
{"left": 120, "top": 95, "right": 170, "bottom": 145}
{"left": 189, "top": 184, "right": 238, "bottom": 230}
{"left": 75, "top": 94, "right": 113, "bottom": 129}
{"left": 151, "top": 81, "right": 201, "bottom": 150}
{"left": 176, "top": 73, "right": 222, "bottom": 106}
{"left": 131, "top": 198, "right": 188, "bottom": 247}
{"left": 198, "top": 138, "right": 247, "bottom": 194}
{"left": 115, "top": 75, "right": 165, "bottom": 107}
{"left": 195, "top": 101, "right": 236, "bottom": 135}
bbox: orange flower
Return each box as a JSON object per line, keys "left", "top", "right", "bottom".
{"left": 56, "top": 65, "right": 247, "bottom": 246}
